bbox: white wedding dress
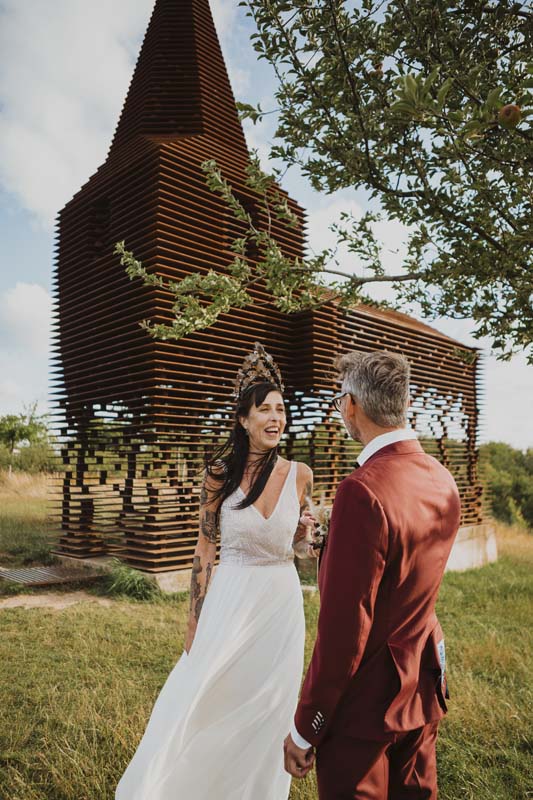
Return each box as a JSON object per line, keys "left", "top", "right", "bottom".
{"left": 115, "top": 461, "right": 305, "bottom": 800}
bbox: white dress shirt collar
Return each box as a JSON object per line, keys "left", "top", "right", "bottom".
{"left": 356, "top": 428, "right": 417, "bottom": 467}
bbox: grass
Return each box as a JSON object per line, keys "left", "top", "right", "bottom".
{"left": 0, "top": 471, "right": 57, "bottom": 574}
{"left": 0, "top": 476, "right": 532, "bottom": 799}
{"left": 434, "top": 528, "right": 533, "bottom": 799}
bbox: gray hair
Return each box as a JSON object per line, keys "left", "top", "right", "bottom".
{"left": 335, "top": 350, "right": 410, "bottom": 427}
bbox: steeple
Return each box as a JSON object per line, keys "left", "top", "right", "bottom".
{"left": 110, "top": 0, "right": 247, "bottom": 154}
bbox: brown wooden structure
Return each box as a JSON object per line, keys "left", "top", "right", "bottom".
{"left": 50, "top": 0, "right": 484, "bottom": 572}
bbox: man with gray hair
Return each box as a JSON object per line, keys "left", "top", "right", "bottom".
{"left": 284, "top": 350, "right": 461, "bottom": 799}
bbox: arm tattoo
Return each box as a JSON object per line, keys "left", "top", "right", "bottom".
{"left": 201, "top": 509, "right": 219, "bottom": 544}
{"left": 194, "top": 561, "right": 213, "bottom": 623}
{"left": 190, "top": 555, "right": 203, "bottom": 622}
{"left": 195, "top": 595, "right": 204, "bottom": 621}
{"left": 191, "top": 482, "right": 218, "bottom": 625}
{"left": 294, "top": 479, "right": 313, "bottom": 544}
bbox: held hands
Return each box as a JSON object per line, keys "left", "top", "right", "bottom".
{"left": 283, "top": 733, "right": 315, "bottom": 778}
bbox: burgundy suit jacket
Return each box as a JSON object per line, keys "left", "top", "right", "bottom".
{"left": 294, "top": 439, "right": 461, "bottom": 745}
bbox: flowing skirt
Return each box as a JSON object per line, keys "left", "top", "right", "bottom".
{"left": 115, "top": 562, "right": 306, "bottom": 800}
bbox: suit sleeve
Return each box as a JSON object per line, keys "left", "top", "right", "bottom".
{"left": 294, "top": 477, "right": 388, "bottom": 746}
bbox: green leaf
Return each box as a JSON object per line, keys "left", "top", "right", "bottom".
{"left": 485, "top": 86, "right": 503, "bottom": 109}
{"left": 436, "top": 77, "right": 454, "bottom": 109}
{"left": 404, "top": 74, "right": 418, "bottom": 100}
{"left": 390, "top": 100, "right": 416, "bottom": 116}
{"left": 424, "top": 67, "right": 440, "bottom": 92}
{"left": 235, "top": 101, "right": 264, "bottom": 124}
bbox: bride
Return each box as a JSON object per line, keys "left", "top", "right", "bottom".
{"left": 115, "top": 343, "right": 318, "bottom": 800}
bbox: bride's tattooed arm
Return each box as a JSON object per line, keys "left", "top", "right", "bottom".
{"left": 185, "top": 476, "right": 220, "bottom": 649}
{"left": 190, "top": 556, "right": 204, "bottom": 622}
{"left": 293, "top": 467, "right": 317, "bottom": 558}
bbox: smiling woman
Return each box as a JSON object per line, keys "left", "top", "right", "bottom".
{"left": 114, "top": 342, "right": 317, "bottom": 800}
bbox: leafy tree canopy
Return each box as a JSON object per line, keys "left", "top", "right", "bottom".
{"left": 0, "top": 404, "right": 48, "bottom": 455}
{"left": 118, "top": 0, "right": 532, "bottom": 362}
{"left": 480, "top": 441, "right": 533, "bottom": 528}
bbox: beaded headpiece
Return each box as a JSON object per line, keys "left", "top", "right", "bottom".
{"left": 233, "top": 342, "right": 285, "bottom": 401}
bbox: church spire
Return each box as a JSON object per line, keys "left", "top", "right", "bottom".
{"left": 110, "top": 0, "right": 247, "bottom": 154}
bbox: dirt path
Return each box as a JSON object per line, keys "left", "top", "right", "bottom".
{"left": 0, "top": 590, "right": 114, "bottom": 610}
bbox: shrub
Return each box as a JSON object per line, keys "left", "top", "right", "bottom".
{"left": 103, "top": 559, "right": 163, "bottom": 601}
{"left": 480, "top": 443, "right": 533, "bottom": 530}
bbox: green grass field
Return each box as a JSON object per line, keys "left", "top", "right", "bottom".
{"left": 0, "top": 472, "right": 55, "bottom": 574}
{"left": 0, "top": 475, "right": 532, "bottom": 799}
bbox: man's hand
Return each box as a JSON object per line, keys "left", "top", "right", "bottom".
{"left": 299, "top": 510, "right": 317, "bottom": 530}
{"left": 283, "top": 733, "right": 315, "bottom": 778}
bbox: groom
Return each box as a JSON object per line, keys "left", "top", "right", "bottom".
{"left": 284, "top": 350, "right": 461, "bottom": 799}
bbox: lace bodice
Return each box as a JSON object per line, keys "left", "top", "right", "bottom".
{"left": 219, "top": 461, "right": 300, "bottom": 566}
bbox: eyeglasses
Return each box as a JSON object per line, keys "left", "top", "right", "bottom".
{"left": 332, "top": 391, "right": 353, "bottom": 413}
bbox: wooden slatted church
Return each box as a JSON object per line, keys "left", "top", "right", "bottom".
{"left": 50, "top": 0, "right": 492, "bottom": 582}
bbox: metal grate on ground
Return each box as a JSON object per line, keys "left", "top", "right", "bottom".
{"left": 0, "top": 565, "right": 104, "bottom": 587}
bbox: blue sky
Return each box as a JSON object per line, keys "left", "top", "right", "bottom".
{"left": 0, "top": 0, "right": 531, "bottom": 447}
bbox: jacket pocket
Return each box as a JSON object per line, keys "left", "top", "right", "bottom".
{"left": 424, "top": 625, "right": 448, "bottom": 712}
{"left": 384, "top": 625, "right": 448, "bottom": 732}
{"left": 384, "top": 641, "right": 423, "bottom": 732}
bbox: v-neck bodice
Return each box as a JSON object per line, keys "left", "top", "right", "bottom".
{"left": 219, "top": 462, "right": 300, "bottom": 566}
{"left": 236, "top": 461, "right": 294, "bottom": 521}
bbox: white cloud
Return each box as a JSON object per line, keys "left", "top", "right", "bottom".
{"left": 0, "top": 282, "right": 51, "bottom": 355}
{"left": 482, "top": 354, "right": 532, "bottom": 449}
{"left": 242, "top": 115, "right": 276, "bottom": 168}
{"left": 0, "top": 0, "right": 155, "bottom": 227}
{"left": 0, "top": 0, "right": 244, "bottom": 229}
{"left": 304, "top": 193, "right": 412, "bottom": 304}
{"left": 0, "top": 282, "right": 51, "bottom": 414}
{"left": 210, "top": 0, "right": 240, "bottom": 38}
{"left": 0, "top": 377, "right": 24, "bottom": 408}
{"left": 306, "top": 193, "right": 363, "bottom": 261}
{"left": 430, "top": 317, "right": 533, "bottom": 450}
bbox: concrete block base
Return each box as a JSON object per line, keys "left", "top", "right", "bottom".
{"left": 152, "top": 568, "right": 192, "bottom": 593}
{"left": 445, "top": 523, "right": 497, "bottom": 572}
{"left": 56, "top": 554, "right": 193, "bottom": 593}
{"left": 54, "top": 554, "right": 117, "bottom": 574}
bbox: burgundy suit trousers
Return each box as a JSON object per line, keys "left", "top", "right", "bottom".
{"left": 315, "top": 721, "right": 439, "bottom": 800}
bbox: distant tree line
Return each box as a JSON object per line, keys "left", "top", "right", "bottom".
{"left": 0, "top": 405, "right": 53, "bottom": 473}
{"left": 480, "top": 442, "right": 533, "bottom": 530}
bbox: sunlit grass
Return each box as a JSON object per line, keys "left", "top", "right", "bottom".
{"left": 0, "top": 479, "right": 531, "bottom": 799}
{"left": 0, "top": 471, "right": 56, "bottom": 573}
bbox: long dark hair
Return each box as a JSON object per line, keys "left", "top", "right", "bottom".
{"left": 205, "top": 381, "right": 283, "bottom": 521}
